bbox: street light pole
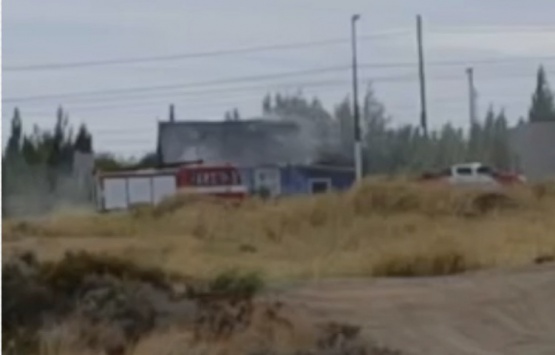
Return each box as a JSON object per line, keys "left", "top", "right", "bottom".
{"left": 466, "top": 67, "right": 477, "bottom": 126}
{"left": 351, "top": 14, "right": 363, "bottom": 182}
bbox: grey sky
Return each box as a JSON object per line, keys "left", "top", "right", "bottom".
{"left": 3, "top": 0, "right": 555, "bottom": 156}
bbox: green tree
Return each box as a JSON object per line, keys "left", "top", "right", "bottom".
{"left": 5, "top": 108, "right": 23, "bottom": 163}
{"left": 467, "top": 119, "right": 484, "bottom": 162}
{"left": 334, "top": 97, "right": 354, "bottom": 163}
{"left": 490, "top": 109, "right": 512, "bottom": 170}
{"left": 360, "top": 85, "right": 391, "bottom": 173}
{"left": 529, "top": 66, "right": 555, "bottom": 122}
{"left": 74, "top": 124, "right": 93, "bottom": 153}
{"left": 252, "top": 86, "right": 519, "bottom": 175}
{"left": 3, "top": 108, "right": 96, "bottom": 217}
{"left": 262, "top": 94, "right": 272, "bottom": 114}
{"left": 94, "top": 153, "right": 126, "bottom": 171}
{"left": 433, "top": 123, "right": 466, "bottom": 168}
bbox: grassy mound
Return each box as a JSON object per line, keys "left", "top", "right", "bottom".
{"left": 3, "top": 180, "right": 537, "bottom": 240}
{"left": 3, "top": 179, "right": 555, "bottom": 282}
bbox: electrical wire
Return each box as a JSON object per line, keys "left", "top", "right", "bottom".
{"left": 5, "top": 56, "right": 554, "bottom": 104}
{"left": 2, "top": 69, "right": 417, "bottom": 104}
{"left": 3, "top": 30, "right": 410, "bottom": 72}
{"left": 6, "top": 25, "right": 554, "bottom": 72}
{"left": 428, "top": 25, "right": 555, "bottom": 34}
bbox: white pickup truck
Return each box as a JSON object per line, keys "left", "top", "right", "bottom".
{"left": 420, "top": 162, "right": 525, "bottom": 188}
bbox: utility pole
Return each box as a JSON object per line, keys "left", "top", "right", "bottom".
{"left": 351, "top": 14, "right": 363, "bottom": 182}
{"left": 466, "top": 68, "right": 477, "bottom": 126}
{"left": 416, "top": 15, "right": 428, "bottom": 136}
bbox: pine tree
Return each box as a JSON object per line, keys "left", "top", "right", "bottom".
{"left": 491, "top": 109, "right": 512, "bottom": 169}
{"left": 360, "top": 85, "right": 390, "bottom": 173}
{"left": 232, "top": 108, "right": 240, "bottom": 121}
{"left": 467, "top": 120, "right": 484, "bottom": 162}
{"left": 5, "top": 108, "right": 23, "bottom": 163}
{"left": 529, "top": 66, "right": 555, "bottom": 122}
{"left": 74, "top": 124, "right": 93, "bottom": 153}
{"left": 334, "top": 97, "right": 354, "bottom": 163}
{"left": 262, "top": 94, "right": 272, "bottom": 114}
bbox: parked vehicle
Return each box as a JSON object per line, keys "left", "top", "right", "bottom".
{"left": 176, "top": 164, "right": 248, "bottom": 200}
{"left": 95, "top": 162, "right": 248, "bottom": 212}
{"left": 419, "top": 162, "right": 526, "bottom": 189}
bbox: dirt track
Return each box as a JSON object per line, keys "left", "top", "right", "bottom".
{"left": 274, "top": 264, "right": 555, "bottom": 355}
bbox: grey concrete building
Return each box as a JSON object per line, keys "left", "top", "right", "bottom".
{"left": 511, "top": 121, "right": 555, "bottom": 182}
{"left": 156, "top": 118, "right": 316, "bottom": 166}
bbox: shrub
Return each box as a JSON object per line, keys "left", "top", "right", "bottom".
{"left": 152, "top": 192, "right": 236, "bottom": 218}
{"left": 37, "top": 251, "right": 175, "bottom": 295}
{"left": 2, "top": 251, "right": 188, "bottom": 355}
{"left": 466, "top": 192, "right": 519, "bottom": 216}
{"left": 207, "top": 270, "right": 265, "bottom": 299}
{"left": 372, "top": 250, "right": 478, "bottom": 277}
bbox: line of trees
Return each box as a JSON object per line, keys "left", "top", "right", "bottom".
{"left": 2, "top": 107, "right": 94, "bottom": 216}
{"left": 259, "top": 65, "right": 555, "bottom": 173}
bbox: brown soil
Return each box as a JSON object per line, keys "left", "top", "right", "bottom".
{"left": 274, "top": 264, "right": 555, "bottom": 355}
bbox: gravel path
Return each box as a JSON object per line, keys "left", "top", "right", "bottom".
{"left": 274, "top": 265, "right": 555, "bottom": 355}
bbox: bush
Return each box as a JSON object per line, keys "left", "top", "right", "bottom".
{"left": 152, "top": 192, "right": 236, "bottom": 218}
{"left": 372, "top": 250, "right": 478, "bottom": 277}
{"left": 37, "top": 251, "right": 177, "bottom": 295}
{"left": 2, "top": 251, "right": 188, "bottom": 355}
{"left": 207, "top": 270, "right": 264, "bottom": 299}
{"left": 532, "top": 181, "right": 555, "bottom": 200}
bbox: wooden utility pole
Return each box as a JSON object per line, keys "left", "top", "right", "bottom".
{"left": 417, "top": 15, "right": 428, "bottom": 136}
{"left": 351, "top": 14, "right": 363, "bottom": 182}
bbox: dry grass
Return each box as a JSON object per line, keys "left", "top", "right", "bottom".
{"left": 4, "top": 179, "right": 555, "bottom": 281}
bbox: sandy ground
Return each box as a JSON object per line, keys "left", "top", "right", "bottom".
{"left": 272, "top": 264, "right": 555, "bottom": 355}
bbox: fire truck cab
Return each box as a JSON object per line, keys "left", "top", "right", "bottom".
{"left": 176, "top": 164, "right": 248, "bottom": 199}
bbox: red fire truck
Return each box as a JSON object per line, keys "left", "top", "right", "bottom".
{"left": 175, "top": 163, "right": 248, "bottom": 199}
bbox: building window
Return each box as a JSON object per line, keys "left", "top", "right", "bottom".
{"left": 477, "top": 165, "right": 493, "bottom": 175}
{"left": 309, "top": 178, "right": 331, "bottom": 194}
{"left": 455, "top": 167, "right": 472, "bottom": 175}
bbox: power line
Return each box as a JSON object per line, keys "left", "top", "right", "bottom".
{"left": 10, "top": 92, "right": 535, "bottom": 119}
{"left": 3, "top": 30, "right": 410, "bottom": 72}
{"left": 6, "top": 26, "right": 554, "bottom": 73}
{"left": 5, "top": 75, "right": 421, "bottom": 108}
{"left": 2, "top": 69, "right": 416, "bottom": 103}
{"left": 428, "top": 25, "right": 555, "bottom": 34}
{"left": 4, "top": 79, "right": 359, "bottom": 107}
{"left": 3, "top": 65, "right": 351, "bottom": 103}
{"left": 6, "top": 26, "right": 555, "bottom": 73}
{"left": 7, "top": 84, "right": 364, "bottom": 116}
{"left": 4, "top": 57, "right": 554, "bottom": 104}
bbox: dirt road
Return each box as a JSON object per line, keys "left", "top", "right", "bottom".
{"left": 275, "top": 264, "right": 555, "bottom": 355}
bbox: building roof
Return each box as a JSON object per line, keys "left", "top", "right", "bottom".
{"left": 157, "top": 118, "right": 314, "bottom": 166}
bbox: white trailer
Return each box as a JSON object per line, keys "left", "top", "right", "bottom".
{"left": 95, "top": 169, "right": 177, "bottom": 212}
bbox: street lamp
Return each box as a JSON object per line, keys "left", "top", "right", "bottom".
{"left": 351, "top": 14, "right": 363, "bottom": 182}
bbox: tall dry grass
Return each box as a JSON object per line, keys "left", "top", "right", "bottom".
{"left": 4, "top": 179, "right": 555, "bottom": 281}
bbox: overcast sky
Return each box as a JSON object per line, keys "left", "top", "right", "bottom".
{"left": 3, "top": 0, "right": 555, "bottom": 156}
